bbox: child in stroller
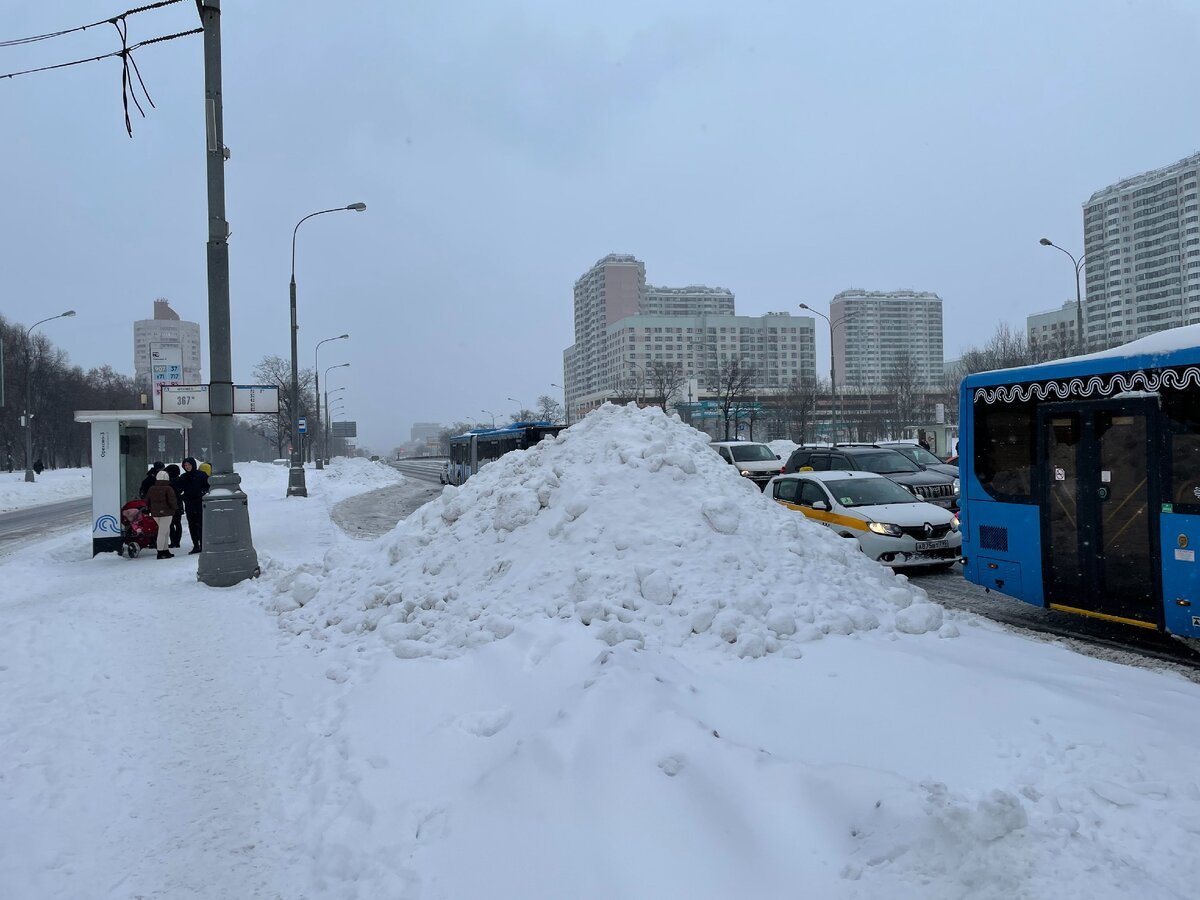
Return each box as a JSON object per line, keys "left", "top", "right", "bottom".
{"left": 118, "top": 499, "right": 158, "bottom": 558}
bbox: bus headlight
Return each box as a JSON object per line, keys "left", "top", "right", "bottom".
{"left": 868, "top": 522, "right": 903, "bottom": 537}
{"left": 952, "top": 478, "right": 960, "bottom": 495}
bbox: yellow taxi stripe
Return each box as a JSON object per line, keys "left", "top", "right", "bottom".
{"left": 777, "top": 501, "right": 868, "bottom": 532}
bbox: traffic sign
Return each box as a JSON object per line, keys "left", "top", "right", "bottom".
{"left": 160, "top": 384, "right": 209, "bottom": 413}
{"left": 298, "top": 416, "right": 308, "bottom": 434}
{"left": 234, "top": 385, "right": 279, "bottom": 414}
{"left": 160, "top": 384, "right": 280, "bottom": 415}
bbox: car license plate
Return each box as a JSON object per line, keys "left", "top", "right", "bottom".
{"left": 916, "top": 539, "right": 948, "bottom": 551}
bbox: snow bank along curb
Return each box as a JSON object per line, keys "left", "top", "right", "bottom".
{"left": 268, "top": 404, "right": 945, "bottom": 658}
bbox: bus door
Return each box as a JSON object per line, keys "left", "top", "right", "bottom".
{"left": 1038, "top": 400, "right": 1161, "bottom": 628}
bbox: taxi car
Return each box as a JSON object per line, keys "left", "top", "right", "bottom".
{"left": 767, "top": 469, "right": 961, "bottom": 569}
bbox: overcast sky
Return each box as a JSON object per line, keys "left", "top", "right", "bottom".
{"left": 5, "top": 0, "right": 1199, "bottom": 451}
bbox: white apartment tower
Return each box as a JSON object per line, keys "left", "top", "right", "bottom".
{"left": 1083, "top": 152, "right": 1200, "bottom": 348}
{"left": 133, "top": 298, "right": 202, "bottom": 397}
{"left": 563, "top": 254, "right": 816, "bottom": 420}
{"left": 830, "top": 289, "right": 944, "bottom": 392}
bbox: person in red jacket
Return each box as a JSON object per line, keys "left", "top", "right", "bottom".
{"left": 144, "top": 470, "right": 178, "bottom": 559}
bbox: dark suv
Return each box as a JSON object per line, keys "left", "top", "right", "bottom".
{"left": 782, "top": 445, "right": 959, "bottom": 509}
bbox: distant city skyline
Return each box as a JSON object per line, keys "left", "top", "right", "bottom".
{"left": 5, "top": 1, "right": 1200, "bottom": 450}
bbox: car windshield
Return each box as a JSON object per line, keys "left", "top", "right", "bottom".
{"left": 730, "top": 444, "right": 776, "bottom": 462}
{"left": 853, "top": 450, "right": 920, "bottom": 474}
{"left": 892, "top": 445, "right": 945, "bottom": 466}
{"left": 824, "top": 478, "right": 918, "bottom": 507}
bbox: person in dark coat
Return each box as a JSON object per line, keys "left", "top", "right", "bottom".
{"left": 165, "top": 463, "right": 183, "bottom": 549}
{"left": 178, "top": 456, "right": 210, "bottom": 554}
{"left": 144, "top": 470, "right": 178, "bottom": 559}
{"left": 139, "top": 461, "right": 165, "bottom": 499}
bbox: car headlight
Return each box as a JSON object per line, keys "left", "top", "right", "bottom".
{"left": 950, "top": 515, "right": 960, "bottom": 532}
{"left": 952, "top": 478, "right": 960, "bottom": 495}
{"left": 868, "top": 522, "right": 903, "bottom": 537}
{"left": 740, "top": 469, "right": 751, "bottom": 477}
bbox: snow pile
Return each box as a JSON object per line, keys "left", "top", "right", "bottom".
{"left": 274, "top": 404, "right": 941, "bottom": 657}
{"left": 0, "top": 467, "right": 91, "bottom": 513}
{"left": 768, "top": 438, "right": 800, "bottom": 461}
{"left": 306, "top": 455, "right": 403, "bottom": 504}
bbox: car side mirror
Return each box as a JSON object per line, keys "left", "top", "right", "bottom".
{"left": 776, "top": 454, "right": 782, "bottom": 460}
{"left": 812, "top": 500, "right": 829, "bottom": 511}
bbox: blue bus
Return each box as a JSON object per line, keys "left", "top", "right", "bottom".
{"left": 445, "top": 421, "right": 564, "bottom": 486}
{"left": 960, "top": 325, "right": 1200, "bottom": 643}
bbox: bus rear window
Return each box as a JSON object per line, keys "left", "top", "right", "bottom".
{"left": 974, "top": 402, "right": 1035, "bottom": 501}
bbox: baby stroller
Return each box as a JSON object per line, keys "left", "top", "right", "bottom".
{"left": 118, "top": 499, "right": 158, "bottom": 558}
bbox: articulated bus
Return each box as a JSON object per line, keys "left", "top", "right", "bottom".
{"left": 445, "top": 421, "right": 564, "bottom": 486}
{"left": 960, "top": 325, "right": 1200, "bottom": 645}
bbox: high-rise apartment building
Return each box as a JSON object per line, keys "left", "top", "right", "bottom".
{"left": 563, "top": 254, "right": 816, "bottom": 420}
{"left": 830, "top": 289, "right": 944, "bottom": 392}
{"left": 1026, "top": 301, "right": 1079, "bottom": 357}
{"left": 133, "top": 298, "right": 202, "bottom": 397}
{"left": 642, "top": 285, "right": 735, "bottom": 317}
{"left": 1083, "top": 152, "right": 1200, "bottom": 349}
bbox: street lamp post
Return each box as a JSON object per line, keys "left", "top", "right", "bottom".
{"left": 550, "top": 382, "right": 569, "bottom": 425}
{"left": 322, "top": 365, "right": 349, "bottom": 464}
{"left": 22, "top": 310, "right": 75, "bottom": 482}
{"left": 327, "top": 400, "right": 346, "bottom": 457}
{"left": 288, "top": 202, "right": 366, "bottom": 498}
{"left": 1039, "top": 238, "right": 1088, "bottom": 353}
{"left": 324, "top": 385, "right": 346, "bottom": 458}
{"left": 482, "top": 409, "right": 496, "bottom": 428}
{"left": 506, "top": 397, "right": 523, "bottom": 421}
{"left": 799, "top": 303, "right": 857, "bottom": 443}
{"left": 314, "top": 334, "right": 349, "bottom": 470}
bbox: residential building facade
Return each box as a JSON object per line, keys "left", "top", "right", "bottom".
{"left": 830, "top": 289, "right": 944, "bottom": 392}
{"left": 563, "top": 254, "right": 816, "bottom": 420}
{"left": 1026, "top": 301, "right": 1079, "bottom": 358}
{"left": 133, "top": 298, "right": 202, "bottom": 397}
{"left": 1083, "top": 152, "right": 1200, "bottom": 349}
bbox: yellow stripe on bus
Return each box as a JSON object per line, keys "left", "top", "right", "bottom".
{"left": 1047, "top": 604, "right": 1158, "bottom": 630}
{"left": 777, "top": 501, "right": 867, "bottom": 533}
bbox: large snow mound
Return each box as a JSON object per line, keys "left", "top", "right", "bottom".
{"left": 273, "top": 404, "right": 939, "bottom": 657}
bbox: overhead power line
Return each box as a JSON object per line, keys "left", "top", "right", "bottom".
{"left": 0, "top": 0, "right": 186, "bottom": 48}
{"left": 0, "top": 28, "right": 200, "bottom": 81}
{"left": 2, "top": 0, "right": 199, "bottom": 136}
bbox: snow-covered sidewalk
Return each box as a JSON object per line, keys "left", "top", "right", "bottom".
{"left": 0, "top": 467, "right": 90, "bottom": 513}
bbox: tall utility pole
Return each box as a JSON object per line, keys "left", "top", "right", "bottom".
{"left": 1039, "top": 238, "right": 1088, "bottom": 353}
{"left": 197, "top": 0, "right": 259, "bottom": 586}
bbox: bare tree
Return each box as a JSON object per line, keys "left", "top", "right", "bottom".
{"left": 535, "top": 394, "right": 564, "bottom": 424}
{"left": 949, "top": 322, "right": 1035, "bottom": 401}
{"left": 644, "top": 360, "right": 685, "bottom": 413}
{"left": 775, "top": 375, "right": 820, "bottom": 442}
{"left": 609, "top": 372, "right": 642, "bottom": 406}
{"left": 886, "top": 350, "right": 925, "bottom": 437}
{"left": 508, "top": 408, "right": 538, "bottom": 423}
{"left": 705, "top": 357, "right": 758, "bottom": 440}
{"left": 248, "top": 355, "right": 316, "bottom": 458}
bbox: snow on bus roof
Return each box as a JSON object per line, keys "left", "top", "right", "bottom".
{"left": 965, "top": 323, "right": 1200, "bottom": 384}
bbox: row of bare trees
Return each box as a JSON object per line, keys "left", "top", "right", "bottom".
{"left": 0, "top": 317, "right": 299, "bottom": 471}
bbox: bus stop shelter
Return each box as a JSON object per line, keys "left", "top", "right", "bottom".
{"left": 74, "top": 410, "right": 193, "bottom": 556}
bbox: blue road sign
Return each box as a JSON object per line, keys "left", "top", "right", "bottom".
{"left": 298, "top": 416, "right": 308, "bottom": 434}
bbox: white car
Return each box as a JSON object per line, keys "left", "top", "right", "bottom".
{"left": 767, "top": 470, "right": 961, "bottom": 569}
{"left": 711, "top": 440, "right": 784, "bottom": 491}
